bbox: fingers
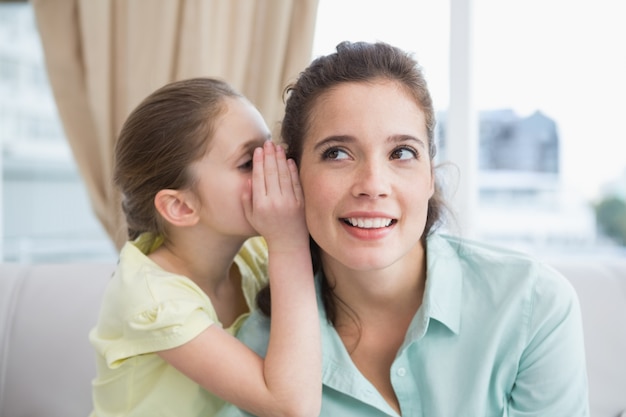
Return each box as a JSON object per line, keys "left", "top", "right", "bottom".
{"left": 247, "top": 142, "right": 306, "bottom": 242}
{"left": 241, "top": 178, "right": 254, "bottom": 221}
{"left": 275, "top": 144, "right": 295, "bottom": 198}
{"left": 251, "top": 146, "right": 266, "bottom": 197}
{"left": 253, "top": 141, "right": 298, "bottom": 198}
{"left": 262, "top": 141, "right": 281, "bottom": 196}
{"left": 288, "top": 158, "right": 303, "bottom": 204}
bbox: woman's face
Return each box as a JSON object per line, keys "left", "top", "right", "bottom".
{"left": 299, "top": 80, "right": 434, "bottom": 272}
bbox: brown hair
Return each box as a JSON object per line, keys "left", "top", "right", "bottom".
{"left": 113, "top": 77, "right": 241, "bottom": 240}
{"left": 257, "top": 41, "right": 448, "bottom": 323}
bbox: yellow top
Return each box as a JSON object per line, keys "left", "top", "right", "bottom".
{"left": 89, "top": 234, "right": 268, "bottom": 417}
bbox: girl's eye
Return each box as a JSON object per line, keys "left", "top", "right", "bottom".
{"left": 238, "top": 159, "right": 253, "bottom": 171}
{"left": 322, "top": 147, "right": 349, "bottom": 161}
{"left": 391, "top": 146, "right": 418, "bottom": 160}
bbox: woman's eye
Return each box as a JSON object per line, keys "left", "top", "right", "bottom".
{"left": 391, "top": 146, "right": 418, "bottom": 160}
{"left": 322, "top": 147, "right": 349, "bottom": 160}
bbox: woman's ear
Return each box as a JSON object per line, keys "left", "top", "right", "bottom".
{"left": 428, "top": 166, "right": 436, "bottom": 199}
{"left": 154, "top": 189, "right": 199, "bottom": 227}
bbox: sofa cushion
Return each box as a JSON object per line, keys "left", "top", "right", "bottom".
{"left": 548, "top": 258, "right": 626, "bottom": 417}
{"left": 1, "top": 257, "right": 625, "bottom": 417}
{"left": 0, "top": 263, "right": 114, "bottom": 417}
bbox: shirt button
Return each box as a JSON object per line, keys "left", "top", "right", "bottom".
{"left": 396, "top": 367, "right": 407, "bottom": 377}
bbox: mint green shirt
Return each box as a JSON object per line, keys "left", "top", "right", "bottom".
{"left": 224, "top": 233, "right": 589, "bottom": 417}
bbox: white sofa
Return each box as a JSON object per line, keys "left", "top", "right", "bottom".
{"left": 1, "top": 258, "right": 625, "bottom": 417}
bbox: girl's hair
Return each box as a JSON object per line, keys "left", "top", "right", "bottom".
{"left": 113, "top": 77, "right": 241, "bottom": 240}
{"left": 257, "top": 41, "right": 448, "bottom": 323}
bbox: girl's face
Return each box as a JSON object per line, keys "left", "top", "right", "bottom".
{"left": 191, "top": 96, "right": 271, "bottom": 238}
{"left": 299, "top": 80, "right": 434, "bottom": 272}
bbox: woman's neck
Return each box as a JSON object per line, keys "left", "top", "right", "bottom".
{"left": 323, "top": 244, "right": 427, "bottom": 415}
{"left": 322, "top": 244, "right": 427, "bottom": 322}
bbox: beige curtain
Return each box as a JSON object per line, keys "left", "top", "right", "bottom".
{"left": 31, "top": 0, "right": 319, "bottom": 250}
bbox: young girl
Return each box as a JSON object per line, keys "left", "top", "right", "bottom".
{"left": 89, "top": 78, "right": 321, "bottom": 417}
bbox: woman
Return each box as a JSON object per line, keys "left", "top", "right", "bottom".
{"left": 228, "top": 41, "right": 589, "bottom": 416}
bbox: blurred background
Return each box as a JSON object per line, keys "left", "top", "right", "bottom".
{"left": 1, "top": 0, "right": 625, "bottom": 264}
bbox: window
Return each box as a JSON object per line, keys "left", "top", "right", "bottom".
{"left": 313, "top": 0, "right": 626, "bottom": 256}
{"left": 2, "top": 0, "right": 624, "bottom": 263}
{"left": 0, "top": 3, "right": 116, "bottom": 263}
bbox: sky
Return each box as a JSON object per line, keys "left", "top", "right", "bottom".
{"left": 312, "top": 0, "right": 626, "bottom": 201}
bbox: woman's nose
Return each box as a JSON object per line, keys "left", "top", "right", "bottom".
{"left": 351, "top": 159, "right": 390, "bottom": 198}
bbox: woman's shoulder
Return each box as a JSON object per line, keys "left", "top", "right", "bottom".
{"left": 428, "top": 234, "right": 580, "bottom": 338}
{"left": 432, "top": 233, "right": 544, "bottom": 268}
{"left": 429, "top": 233, "right": 575, "bottom": 296}
{"left": 432, "top": 232, "right": 532, "bottom": 260}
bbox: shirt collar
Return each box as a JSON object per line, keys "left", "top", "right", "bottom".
{"left": 314, "top": 232, "right": 464, "bottom": 339}
{"left": 316, "top": 293, "right": 400, "bottom": 416}
{"left": 421, "top": 233, "right": 463, "bottom": 334}
{"left": 314, "top": 233, "right": 462, "bottom": 414}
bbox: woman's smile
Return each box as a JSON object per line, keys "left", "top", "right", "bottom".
{"left": 342, "top": 217, "right": 395, "bottom": 229}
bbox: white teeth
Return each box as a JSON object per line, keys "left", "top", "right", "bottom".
{"left": 346, "top": 218, "right": 393, "bottom": 228}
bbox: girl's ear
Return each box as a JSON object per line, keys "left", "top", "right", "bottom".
{"left": 154, "top": 189, "right": 199, "bottom": 227}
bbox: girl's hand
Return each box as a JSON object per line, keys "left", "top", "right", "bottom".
{"left": 166, "top": 141, "right": 320, "bottom": 416}
{"left": 242, "top": 141, "right": 308, "bottom": 251}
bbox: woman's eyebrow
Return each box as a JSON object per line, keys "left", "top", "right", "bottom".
{"left": 312, "top": 135, "right": 354, "bottom": 151}
{"left": 388, "top": 134, "right": 428, "bottom": 149}
{"left": 311, "top": 134, "right": 428, "bottom": 153}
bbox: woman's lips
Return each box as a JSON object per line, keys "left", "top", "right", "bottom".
{"left": 341, "top": 217, "right": 396, "bottom": 228}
